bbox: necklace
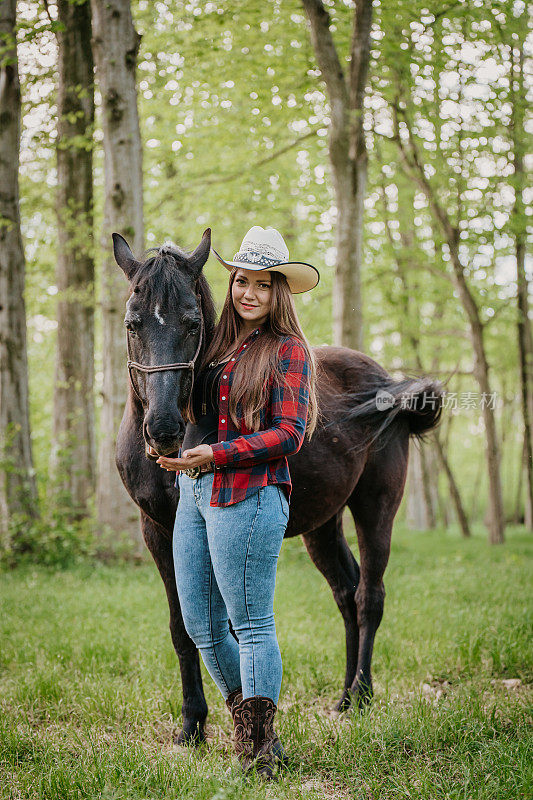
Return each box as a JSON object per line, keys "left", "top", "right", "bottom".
{"left": 208, "top": 343, "right": 241, "bottom": 368}
{"left": 208, "top": 327, "right": 260, "bottom": 368}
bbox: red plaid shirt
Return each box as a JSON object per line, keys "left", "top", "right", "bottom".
{"left": 176, "top": 325, "right": 310, "bottom": 507}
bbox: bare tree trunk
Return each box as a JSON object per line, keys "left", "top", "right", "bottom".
{"left": 394, "top": 115, "right": 505, "bottom": 544}
{"left": 433, "top": 435, "right": 471, "bottom": 538}
{"left": 511, "top": 41, "right": 533, "bottom": 530}
{"left": 448, "top": 249, "right": 504, "bottom": 544}
{"left": 437, "top": 412, "right": 454, "bottom": 527}
{"left": 302, "top": 0, "right": 372, "bottom": 350}
{"left": 421, "top": 445, "right": 438, "bottom": 527}
{"left": 406, "top": 445, "right": 437, "bottom": 530}
{"left": 517, "top": 232, "right": 533, "bottom": 530}
{"left": 91, "top": 0, "right": 144, "bottom": 542}
{"left": 516, "top": 438, "right": 530, "bottom": 526}
{"left": 0, "top": 0, "right": 38, "bottom": 546}
{"left": 51, "top": 0, "right": 95, "bottom": 519}
{"left": 379, "top": 171, "right": 444, "bottom": 530}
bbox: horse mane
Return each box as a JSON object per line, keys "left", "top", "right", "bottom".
{"left": 130, "top": 245, "right": 217, "bottom": 339}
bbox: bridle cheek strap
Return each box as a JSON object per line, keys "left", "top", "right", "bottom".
{"left": 126, "top": 293, "right": 205, "bottom": 405}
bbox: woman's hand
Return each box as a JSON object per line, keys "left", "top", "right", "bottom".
{"left": 155, "top": 445, "right": 214, "bottom": 472}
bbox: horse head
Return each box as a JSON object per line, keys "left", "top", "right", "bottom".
{"left": 113, "top": 229, "right": 214, "bottom": 458}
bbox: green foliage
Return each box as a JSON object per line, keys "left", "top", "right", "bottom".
{"left": 1, "top": 443, "right": 138, "bottom": 568}
{"left": 15, "top": 0, "right": 532, "bottom": 532}
{"left": 3, "top": 505, "right": 95, "bottom": 569}
{"left": 2, "top": 512, "right": 140, "bottom": 569}
{"left": 0, "top": 485, "right": 138, "bottom": 569}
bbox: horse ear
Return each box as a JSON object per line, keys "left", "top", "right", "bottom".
{"left": 187, "top": 228, "right": 211, "bottom": 278}
{"left": 112, "top": 233, "right": 140, "bottom": 279}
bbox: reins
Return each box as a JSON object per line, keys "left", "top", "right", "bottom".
{"left": 126, "top": 293, "right": 205, "bottom": 404}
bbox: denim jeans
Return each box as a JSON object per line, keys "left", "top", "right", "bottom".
{"left": 172, "top": 471, "right": 289, "bottom": 704}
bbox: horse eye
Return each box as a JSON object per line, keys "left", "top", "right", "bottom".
{"left": 184, "top": 321, "right": 200, "bottom": 338}
{"left": 125, "top": 320, "right": 138, "bottom": 336}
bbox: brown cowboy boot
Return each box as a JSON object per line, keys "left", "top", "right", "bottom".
{"left": 231, "top": 695, "right": 287, "bottom": 779}
{"left": 227, "top": 689, "right": 289, "bottom": 770}
{"left": 225, "top": 687, "right": 243, "bottom": 715}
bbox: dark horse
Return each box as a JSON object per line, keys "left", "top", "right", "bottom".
{"left": 113, "top": 229, "right": 443, "bottom": 744}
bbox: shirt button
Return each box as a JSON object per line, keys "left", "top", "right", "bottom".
{"left": 243, "top": 344, "right": 247, "bottom": 347}
{"left": 221, "top": 418, "right": 225, "bottom": 423}
{"left": 231, "top": 358, "right": 235, "bottom": 361}
{"left": 222, "top": 396, "right": 226, "bottom": 400}
{"left": 223, "top": 374, "right": 227, "bottom": 379}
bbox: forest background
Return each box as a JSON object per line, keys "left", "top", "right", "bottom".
{"left": 1, "top": 0, "right": 531, "bottom": 562}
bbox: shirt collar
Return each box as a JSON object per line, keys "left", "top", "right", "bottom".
{"left": 243, "top": 325, "right": 264, "bottom": 342}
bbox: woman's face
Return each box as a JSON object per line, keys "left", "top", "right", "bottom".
{"left": 232, "top": 268, "right": 272, "bottom": 327}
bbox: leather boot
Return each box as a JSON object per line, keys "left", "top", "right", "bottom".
{"left": 225, "top": 687, "right": 243, "bottom": 715}
{"left": 226, "top": 690, "right": 289, "bottom": 770}
{"left": 231, "top": 695, "right": 287, "bottom": 779}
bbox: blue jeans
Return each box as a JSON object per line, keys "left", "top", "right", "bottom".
{"left": 172, "top": 471, "right": 289, "bottom": 704}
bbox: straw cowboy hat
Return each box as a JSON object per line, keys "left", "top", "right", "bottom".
{"left": 212, "top": 226, "right": 320, "bottom": 294}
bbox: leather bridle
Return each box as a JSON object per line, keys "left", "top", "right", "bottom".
{"left": 126, "top": 293, "right": 205, "bottom": 405}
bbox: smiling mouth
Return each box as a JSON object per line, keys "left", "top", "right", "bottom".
{"left": 241, "top": 303, "right": 258, "bottom": 308}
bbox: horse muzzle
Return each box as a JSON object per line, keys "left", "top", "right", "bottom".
{"left": 145, "top": 443, "right": 182, "bottom": 460}
{"left": 143, "top": 416, "right": 185, "bottom": 459}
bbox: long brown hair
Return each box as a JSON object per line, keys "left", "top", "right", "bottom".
{"left": 186, "top": 268, "right": 319, "bottom": 438}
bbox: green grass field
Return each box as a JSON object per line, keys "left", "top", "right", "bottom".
{"left": 1, "top": 524, "right": 531, "bottom": 799}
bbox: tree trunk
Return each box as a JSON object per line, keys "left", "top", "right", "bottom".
{"left": 406, "top": 445, "right": 438, "bottom": 530}
{"left": 51, "top": 0, "right": 95, "bottom": 519}
{"left": 511, "top": 41, "right": 533, "bottom": 530}
{"left": 433, "top": 435, "right": 471, "bottom": 538}
{"left": 91, "top": 0, "right": 144, "bottom": 541}
{"left": 302, "top": 0, "right": 372, "bottom": 350}
{"left": 394, "top": 118, "right": 505, "bottom": 544}
{"left": 379, "top": 171, "right": 444, "bottom": 529}
{"left": 453, "top": 253, "right": 505, "bottom": 544}
{"left": 0, "top": 0, "right": 38, "bottom": 546}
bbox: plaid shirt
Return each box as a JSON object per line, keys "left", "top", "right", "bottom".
{"left": 175, "top": 325, "right": 310, "bottom": 507}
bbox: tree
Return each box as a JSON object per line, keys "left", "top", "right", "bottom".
{"left": 0, "top": 0, "right": 38, "bottom": 545}
{"left": 51, "top": 0, "right": 95, "bottom": 519}
{"left": 301, "top": 0, "right": 373, "bottom": 349}
{"left": 91, "top": 0, "right": 144, "bottom": 540}
{"left": 509, "top": 36, "right": 532, "bottom": 529}
{"left": 375, "top": 4, "right": 508, "bottom": 543}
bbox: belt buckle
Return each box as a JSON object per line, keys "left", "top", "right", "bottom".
{"left": 183, "top": 466, "right": 201, "bottom": 479}
{"left": 183, "top": 467, "right": 201, "bottom": 478}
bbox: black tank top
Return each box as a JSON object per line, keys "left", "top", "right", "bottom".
{"left": 181, "top": 361, "right": 226, "bottom": 450}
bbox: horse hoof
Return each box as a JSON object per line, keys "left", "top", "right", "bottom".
{"left": 335, "top": 683, "right": 374, "bottom": 714}
{"left": 175, "top": 720, "right": 206, "bottom": 746}
{"left": 350, "top": 683, "right": 373, "bottom": 711}
{"left": 334, "top": 692, "right": 352, "bottom": 713}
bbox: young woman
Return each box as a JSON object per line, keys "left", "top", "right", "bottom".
{"left": 156, "top": 226, "right": 319, "bottom": 778}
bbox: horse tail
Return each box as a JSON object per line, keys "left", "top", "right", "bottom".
{"left": 337, "top": 376, "right": 444, "bottom": 452}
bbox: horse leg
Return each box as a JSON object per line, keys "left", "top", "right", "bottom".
{"left": 140, "top": 511, "right": 208, "bottom": 744}
{"left": 346, "top": 436, "right": 408, "bottom": 708}
{"left": 302, "top": 511, "right": 361, "bottom": 712}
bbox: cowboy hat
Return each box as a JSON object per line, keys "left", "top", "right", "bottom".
{"left": 212, "top": 226, "right": 320, "bottom": 294}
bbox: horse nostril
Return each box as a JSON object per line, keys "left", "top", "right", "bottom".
{"left": 145, "top": 419, "right": 183, "bottom": 446}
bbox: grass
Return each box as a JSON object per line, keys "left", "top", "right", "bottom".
{"left": 0, "top": 523, "right": 531, "bottom": 799}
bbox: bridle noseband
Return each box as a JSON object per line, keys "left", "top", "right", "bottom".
{"left": 126, "top": 293, "right": 205, "bottom": 405}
